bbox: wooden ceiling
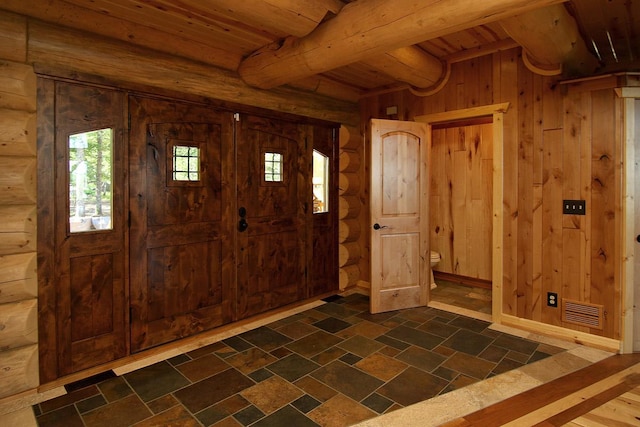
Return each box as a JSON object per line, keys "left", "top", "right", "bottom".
{"left": 2, "top": 0, "right": 639, "bottom": 102}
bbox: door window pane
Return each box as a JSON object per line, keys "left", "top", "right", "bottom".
{"left": 69, "top": 128, "right": 113, "bottom": 232}
{"left": 313, "top": 150, "right": 329, "bottom": 213}
{"left": 264, "top": 152, "right": 283, "bottom": 182}
{"left": 172, "top": 145, "right": 201, "bottom": 181}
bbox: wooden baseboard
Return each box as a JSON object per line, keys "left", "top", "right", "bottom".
{"left": 433, "top": 271, "right": 492, "bottom": 290}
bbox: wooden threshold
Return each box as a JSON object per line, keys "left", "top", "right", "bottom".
{"left": 433, "top": 271, "right": 492, "bottom": 290}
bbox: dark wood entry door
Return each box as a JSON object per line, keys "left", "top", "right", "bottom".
{"left": 236, "top": 115, "right": 311, "bottom": 318}
{"left": 129, "top": 96, "right": 235, "bottom": 352}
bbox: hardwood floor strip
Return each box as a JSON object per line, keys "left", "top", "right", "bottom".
{"left": 536, "top": 375, "right": 640, "bottom": 426}
{"left": 504, "top": 366, "right": 640, "bottom": 426}
{"left": 445, "top": 354, "right": 640, "bottom": 426}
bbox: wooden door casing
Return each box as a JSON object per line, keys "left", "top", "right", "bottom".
{"left": 370, "top": 119, "right": 429, "bottom": 314}
{"left": 129, "top": 96, "right": 235, "bottom": 352}
{"left": 236, "top": 114, "right": 311, "bottom": 318}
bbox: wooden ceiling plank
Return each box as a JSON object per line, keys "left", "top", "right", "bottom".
{"left": 0, "top": 0, "right": 244, "bottom": 70}
{"left": 500, "top": 4, "right": 600, "bottom": 77}
{"left": 91, "top": 0, "right": 273, "bottom": 52}
{"left": 238, "top": 0, "right": 566, "bottom": 89}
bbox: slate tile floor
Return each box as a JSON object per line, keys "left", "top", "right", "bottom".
{"left": 33, "top": 294, "right": 565, "bottom": 427}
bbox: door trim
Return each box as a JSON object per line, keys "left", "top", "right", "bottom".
{"left": 416, "top": 102, "right": 510, "bottom": 323}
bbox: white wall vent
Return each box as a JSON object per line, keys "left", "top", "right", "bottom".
{"left": 562, "top": 299, "right": 603, "bottom": 330}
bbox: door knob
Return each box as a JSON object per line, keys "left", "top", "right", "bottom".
{"left": 238, "top": 218, "right": 248, "bottom": 232}
{"left": 373, "top": 223, "right": 388, "bottom": 230}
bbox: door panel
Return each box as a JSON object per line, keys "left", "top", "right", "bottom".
{"left": 370, "top": 119, "right": 429, "bottom": 314}
{"left": 236, "top": 115, "right": 310, "bottom": 318}
{"left": 129, "top": 96, "right": 234, "bottom": 352}
{"left": 53, "top": 82, "right": 127, "bottom": 375}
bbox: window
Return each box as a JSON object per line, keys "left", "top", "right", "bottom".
{"left": 312, "top": 150, "right": 329, "bottom": 213}
{"left": 172, "top": 145, "right": 200, "bottom": 181}
{"left": 69, "top": 128, "right": 113, "bottom": 233}
{"left": 264, "top": 152, "right": 283, "bottom": 182}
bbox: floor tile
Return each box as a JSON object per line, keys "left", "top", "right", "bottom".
{"left": 176, "top": 353, "right": 231, "bottom": 381}
{"left": 233, "top": 405, "right": 264, "bottom": 426}
{"left": 355, "top": 353, "right": 408, "bottom": 381}
{"left": 339, "top": 352, "right": 363, "bottom": 365}
{"left": 313, "top": 302, "right": 361, "bottom": 319}
{"left": 311, "top": 360, "right": 384, "bottom": 401}
{"left": 294, "top": 376, "right": 339, "bottom": 402}
{"left": 76, "top": 394, "right": 106, "bottom": 413}
{"left": 337, "top": 335, "right": 385, "bottom": 358}
{"left": 448, "top": 316, "right": 490, "bottom": 333}
{"left": 361, "top": 393, "right": 394, "bottom": 414}
{"left": 223, "top": 336, "right": 254, "bottom": 352}
{"left": 134, "top": 404, "right": 199, "bottom": 427}
{"left": 395, "top": 345, "right": 447, "bottom": 372}
{"left": 174, "top": 368, "right": 254, "bottom": 413}
{"left": 335, "top": 320, "right": 389, "bottom": 339}
{"left": 291, "top": 395, "right": 322, "bottom": 413}
{"left": 39, "top": 385, "right": 100, "bottom": 413}
{"left": 276, "top": 321, "right": 318, "bottom": 339}
{"left": 225, "top": 347, "right": 278, "bottom": 375}
{"left": 124, "top": 361, "right": 190, "bottom": 402}
{"left": 493, "top": 334, "right": 540, "bottom": 355}
{"left": 417, "top": 319, "right": 460, "bottom": 338}
{"left": 239, "top": 326, "right": 293, "bottom": 351}
{"left": 286, "top": 331, "right": 343, "bottom": 358}
{"left": 442, "top": 351, "right": 496, "bottom": 380}
{"left": 308, "top": 394, "right": 376, "bottom": 427}
{"left": 240, "top": 375, "right": 304, "bottom": 415}
{"left": 267, "top": 353, "right": 320, "bottom": 382}
{"left": 385, "top": 325, "right": 444, "bottom": 350}
{"left": 251, "top": 405, "right": 319, "bottom": 427}
{"left": 98, "top": 377, "right": 133, "bottom": 403}
{"left": 311, "top": 346, "right": 347, "bottom": 365}
{"left": 442, "top": 329, "right": 494, "bottom": 356}
{"left": 195, "top": 395, "right": 250, "bottom": 426}
{"left": 313, "top": 317, "right": 352, "bottom": 333}
{"left": 376, "top": 366, "right": 449, "bottom": 406}
{"left": 36, "top": 404, "right": 84, "bottom": 427}
{"left": 147, "top": 394, "right": 179, "bottom": 414}
{"left": 82, "top": 394, "right": 151, "bottom": 427}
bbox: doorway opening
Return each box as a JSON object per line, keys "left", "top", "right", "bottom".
{"left": 416, "top": 103, "right": 509, "bottom": 322}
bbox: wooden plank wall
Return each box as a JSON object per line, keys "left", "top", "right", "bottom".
{"left": 360, "top": 49, "right": 624, "bottom": 340}
{"left": 0, "top": 11, "right": 39, "bottom": 399}
{"left": 430, "top": 123, "right": 493, "bottom": 281}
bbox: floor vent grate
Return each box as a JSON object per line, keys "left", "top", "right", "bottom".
{"left": 562, "top": 299, "right": 603, "bottom": 330}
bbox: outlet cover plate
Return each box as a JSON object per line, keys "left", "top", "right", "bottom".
{"left": 563, "top": 200, "right": 586, "bottom": 215}
{"left": 547, "top": 292, "right": 558, "bottom": 307}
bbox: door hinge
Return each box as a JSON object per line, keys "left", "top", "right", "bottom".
{"left": 234, "top": 112, "right": 240, "bottom": 122}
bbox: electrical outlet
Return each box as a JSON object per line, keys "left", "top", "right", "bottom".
{"left": 563, "top": 200, "right": 586, "bottom": 215}
{"left": 547, "top": 292, "right": 558, "bottom": 307}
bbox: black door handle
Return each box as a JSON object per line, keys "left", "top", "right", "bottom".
{"left": 637, "top": 235, "right": 640, "bottom": 243}
{"left": 238, "top": 218, "right": 248, "bottom": 232}
{"left": 373, "top": 223, "right": 388, "bottom": 230}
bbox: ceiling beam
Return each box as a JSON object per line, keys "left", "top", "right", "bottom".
{"left": 499, "top": 4, "right": 600, "bottom": 77}
{"left": 361, "top": 46, "right": 445, "bottom": 90}
{"left": 238, "top": 0, "right": 566, "bottom": 89}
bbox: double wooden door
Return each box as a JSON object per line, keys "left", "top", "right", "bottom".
{"left": 129, "top": 97, "right": 313, "bottom": 352}
{"left": 39, "top": 81, "right": 337, "bottom": 382}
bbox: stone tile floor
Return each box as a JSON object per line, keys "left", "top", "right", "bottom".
{"left": 33, "top": 293, "right": 565, "bottom": 427}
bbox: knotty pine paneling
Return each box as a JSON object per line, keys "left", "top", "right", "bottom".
{"left": 360, "top": 48, "right": 625, "bottom": 339}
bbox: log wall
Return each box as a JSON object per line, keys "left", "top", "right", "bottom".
{"left": 360, "top": 49, "right": 629, "bottom": 340}
{"left": 0, "top": 11, "right": 39, "bottom": 399}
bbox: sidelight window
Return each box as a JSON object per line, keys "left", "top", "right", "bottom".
{"left": 312, "top": 150, "right": 329, "bottom": 213}
{"left": 69, "top": 128, "right": 113, "bottom": 233}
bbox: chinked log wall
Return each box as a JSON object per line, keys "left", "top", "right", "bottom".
{"left": 0, "top": 12, "right": 39, "bottom": 399}
{"left": 0, "top": 10, "right": 367, "bottom": 401}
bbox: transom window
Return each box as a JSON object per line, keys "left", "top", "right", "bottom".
{"left": 264, "top": 152, "right": 283, "bottom": 182}
{"left": 172, "top": 145, "right": 200, "bottom": 181}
